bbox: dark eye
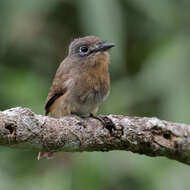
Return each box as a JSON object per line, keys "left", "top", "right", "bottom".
{"left": 79, "top": 46, "right": 89, "bottom": 54}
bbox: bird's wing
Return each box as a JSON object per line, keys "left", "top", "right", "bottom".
{"left": 45, "top": 61, "right": 69, "bottom": 116}
{"left": 45, "top": 92, "right": 65, "bottom": 116}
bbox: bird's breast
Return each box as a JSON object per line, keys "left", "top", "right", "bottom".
{"left": 66, "top": 62, "right": 110, "bottom": 115}
{"left": 73, "top": 73, "right": 110, "bottom": 104}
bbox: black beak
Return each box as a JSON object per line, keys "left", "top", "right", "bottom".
{"left": 91, "top": 42, "right": 115, "bottom": 54}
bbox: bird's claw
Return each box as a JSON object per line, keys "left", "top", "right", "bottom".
{"left": 90, "top": 114, "right": 116, "bottom": 134}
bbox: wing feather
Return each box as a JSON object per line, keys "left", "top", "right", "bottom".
{"left": 44, "top": 59, "right": 70, "bottom": 115}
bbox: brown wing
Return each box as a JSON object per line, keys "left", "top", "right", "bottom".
{"left": 45, "top": 59, "right": 70, "bottom": 116}
{"left": 45, "top": 92, "right": 65, "bottom": 115}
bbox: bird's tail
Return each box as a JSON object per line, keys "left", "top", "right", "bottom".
{"left": 37, "top": 152, "right": 54, "bottom": 160}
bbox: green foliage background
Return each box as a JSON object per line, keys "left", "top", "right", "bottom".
{"left": 0, "top": 0, "right": 190, "bottom": 189}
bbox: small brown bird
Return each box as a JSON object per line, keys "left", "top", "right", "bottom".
{"left": 38, "top": 36, "right": 115, "bottom": 160}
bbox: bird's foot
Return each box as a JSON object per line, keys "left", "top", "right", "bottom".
{"left": 89, "top": 113, "right": 116, "bottom": 134}
{"left": 89, "top": 113, "right": 105, "bottom": 123}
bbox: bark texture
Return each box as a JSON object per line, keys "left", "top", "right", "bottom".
{"left": 0, "top": 107, "right": 190, "bottom": 165}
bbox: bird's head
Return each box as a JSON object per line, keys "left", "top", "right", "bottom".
{"left": 68, "top": 36, "right": 115, "bottom": 65}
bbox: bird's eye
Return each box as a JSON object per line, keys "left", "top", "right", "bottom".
{"left": 79, "top": 46, "right": 89, "bottom": 54}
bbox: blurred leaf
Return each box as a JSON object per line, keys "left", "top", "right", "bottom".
{"left": 130, "top": 0, "right": 180, "bottom": 28}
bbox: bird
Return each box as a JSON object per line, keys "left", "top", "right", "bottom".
{"left": 38, "top": 35, "right": 115, "bottom": 160}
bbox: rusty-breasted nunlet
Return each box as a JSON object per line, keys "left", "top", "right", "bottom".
{"left": 38, "top": 36, "right": 115, "bottom": 160}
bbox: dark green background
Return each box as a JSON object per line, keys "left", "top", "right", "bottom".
{"left": 0, "top": 0, "right": 190, "bottom": 189}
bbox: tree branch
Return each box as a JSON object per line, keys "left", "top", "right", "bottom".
{"left": 0, "top": 107, "right": 190, "bottom": 165}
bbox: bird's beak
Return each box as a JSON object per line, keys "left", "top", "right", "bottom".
{"left": 92, "top": 42, "right": 115, "bottom": 53}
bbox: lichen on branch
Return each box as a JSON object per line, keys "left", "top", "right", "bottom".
{"left": 0, "top": 107, "right": 190, "bottom": 165}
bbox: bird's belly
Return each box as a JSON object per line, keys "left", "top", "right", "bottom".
{"left": 70, "top": 89, "right": 109, "bottom": 116}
